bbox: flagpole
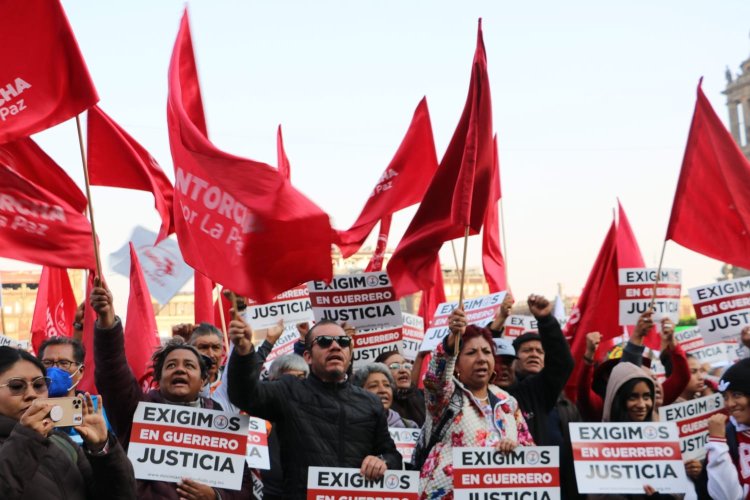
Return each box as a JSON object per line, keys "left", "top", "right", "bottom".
{"left": 450, "top": 240, "right": 462, "bottom": 281}
{"left": 215, "top": 287, "right": 230, "bottom": 352}
{"left": 649, "top": 240, "right": 668, "bottom": 309}
{"left": 75, "top": 115, "right": 103, "bottom": 277}
{"left": 0, "top": 274, "right": 6, "bottom": 335}
{"left": 499, "top": 199, "right": 509, "bottom": 277}
{"left": 455, "top": 226, "right": 470, "bottom": 356}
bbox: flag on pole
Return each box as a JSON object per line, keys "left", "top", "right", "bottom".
{"left": 30, "top": 267, "right": 77, "bottom": 353}
{"left": 666, "top": 80, "right": 750, "bottom": 268}
{"left": 387, "top": 20, "right": 494, "bottom": 297}
{"left": 0, "top": 0, "right": 98, "bottom": 143}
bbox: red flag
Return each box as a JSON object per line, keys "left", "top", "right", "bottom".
{"left": 0, "top": 165, "right": 95, "bottom": 269}
{"left": 0, "top": 138, "right": 87, "bottom": 213}
{"left": 563, "top": 219, "right": 620, "bottom": 400}
{"left": 482, "top": 135, "right": 507, "bottom": 292}
{"left": 666, "top": 81, "right": 750, "bottom": 268}
{"left": 78, "top": 273, "right": 97, "bottom": 393}
{"left": 277, "top": 125, "right": 291, "bottom": 181}
{"left": 168, "top": 10, "right": 333, "bottom": 302}
{"left": 364, "top": 216, "right": 392, "bottom": 272}
{"left": 30, "top": 267, "right": 77, "bottom": 353}
{"left": 194, "top": 271, "right": 215, "bottom": 324}
{"left": 415, "top": 261, "right": 447, "bottom": 389}
{"left": 87, "top": 105, "right": 174, "bottom": 243}
{"left": 0, "top": 0, "right": 98, "bottom": 143}
{"left": 336, "top": 98, "right": 439, "bottom": 257}
{"left": 124, "top": 243, "right": 161, "bottom": 384}
{"left": 387, "top": 21, "right": 494, "bottom": 297}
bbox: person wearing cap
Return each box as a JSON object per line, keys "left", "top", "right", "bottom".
{"left": 706, "top": 358, "right": 750, "bottom": 500}
{"left": 491, "top": 337, "right": 517, "bottom": 389}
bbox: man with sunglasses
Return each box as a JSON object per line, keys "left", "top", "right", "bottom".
{"left": 228, "top": 317, "right": 401, "bottom": 500}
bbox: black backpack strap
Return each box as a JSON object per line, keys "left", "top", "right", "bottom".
{"left": 726, "top": 421, "right": 739, "bottom": 464}
{"left": 410, "top": 389, "right": 463, "bottom": 470}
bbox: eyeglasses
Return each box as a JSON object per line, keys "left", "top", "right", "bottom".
{"left": 388, "top": 362, "right": 413, "bottom": 371}
{"left": 0, "top": 376, "right": 50, "bottom": 396}
{"left": 311, "top": 335, "right": 352, "bottom": 349}
{"left": 41, "top": 359, "right": 80, "bottom": 370}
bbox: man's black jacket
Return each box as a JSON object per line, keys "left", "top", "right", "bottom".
{"left": 228, "top": 349, "right": 401, "bottom": 499}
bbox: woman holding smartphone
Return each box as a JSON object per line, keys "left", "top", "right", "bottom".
{"left": 0, "top": 346, "right": 135, "bottom": 499}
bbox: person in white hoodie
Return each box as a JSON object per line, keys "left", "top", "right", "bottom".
{"left": 706, "top": 358, "right": 750, "bottom": 500}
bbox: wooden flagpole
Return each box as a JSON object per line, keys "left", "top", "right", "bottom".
{"left": 75, "top": 115, "right": 102, "bottom": 277}
{"left": 454, "top": 226, "right": 471, "bottom": 356}
{"left": 499, "top": 198, "right": 509, "bottom": 277}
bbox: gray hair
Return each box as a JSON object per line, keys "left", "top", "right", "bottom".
{"left": 268, "top": 354, "right": 309, "bottom": 381}
{"left": 351, "top": 363, "right": 396, "bottom": 389}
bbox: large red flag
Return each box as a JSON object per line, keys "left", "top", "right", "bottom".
{"left": 666, "top": 81, "right": 750, "bottom": 268}
{"left": 0, "top": 0, "right": 98, "bottom": 143}
{"left": 277, "top": 125, "right": 291, "bottom": 181}
{"left": 87, "top": 105, "right": 174, "bottom": 243}
{"left": 387, "top": 20, "right": 494, "bottom": 297}
{"left": 482, "top": 135, "right": 507, "bottom": 292}
{"left": 124, "top": 243, "right": 161, "bottom": 384}
{"left": 563, "top": 219, "right": 620, "bottom": 400}
{"left": 168, "top": 11, "right": 333, "bottom": 302}
{"left": 30, "top": 267, "right": 77, "bottom": 354}
{"left": 415, "top": 260, "right": 447, "bottom": 389}
{"left": 336, "top": 98, "right": 439, "bottom": 257}
{"left": 0, "top": 165, "right": 96, "bottom": 269}
{"left": 0, "top": 138, "right": 87, "bottom": 213}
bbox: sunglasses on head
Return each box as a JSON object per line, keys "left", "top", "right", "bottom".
{"left": 0, "top": 376, "right": 50, "bottom": 396}
{"left": 312, "top": 335, "right": 352, "bottom": 349}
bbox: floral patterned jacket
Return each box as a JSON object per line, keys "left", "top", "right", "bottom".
{"left": 419, "top": 341, "right": 534, "bottom": 500}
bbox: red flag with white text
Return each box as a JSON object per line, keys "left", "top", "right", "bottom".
{"left": 125, "top": 243, "right": 161, "bottom": 384}
{"left": 0, "top": 0, "right": 98, "bottom": 143}
{"left": 0, "top": 138, "right": 87, "bottom": 213}
{"left": 0, "top": 165, "right": 96, "bottom": 269}
{"left": 337, "top": 98, "right": 439, "bottom": 257}
{"left": 387, "top": 21, "right": 494, "bottom": 297}
{"left": 168, "top": 10, "right": 333, "bottom": 302}
{"left": 87, "top": 105, "right": 174, "bottom": 243}
{"left": 30, "top": 267, "right": 77, "bottom": 354}
{"left": 666, "top": 81, "right": 750, "bottom": 268}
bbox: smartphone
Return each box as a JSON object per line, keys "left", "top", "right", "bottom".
{"left": 34, "top": 396, "right": 83, "bottom": 427}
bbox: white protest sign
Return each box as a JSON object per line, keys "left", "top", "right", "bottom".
{"left": 503, "top": 315, "right": 538, "bottom": 339}
{"left": 246, "top": 285, "right": 313, "bottom": 330}
{"left": 400, "top": 313, "right": 424, "bottom": 362}
{"left": 128, "top": 402, "right": 249, "bottom": 490}
{"left": 389, "top": 427, "right": 419, "bottom": 464}
{"left": 452, "top": 446, "right": 560, "bottom": 500}
{"left": 245, "top": 417, "right": 270, "bottom": 469}
{"left": 307, "top": 272, "right": 402, "bottom": 330}
{"left": 419, "top": 292, "right": 506, "bottom": 353}
{"left": 306, "top": 467, "right": 419, "bottom": 500}
{"left": 262, "top": 324, "right": 301, "bottom": 374}
{"left": 352, "top": 326, "right": 403, "bottom": 370}
{"left": 675, "top": 327, "right": 704, "bottom": 352}
{"left": 689, "top": 277, "right": 750, "bottom": 344}
{"left": 619, "top": 268, "right": 681, "bottom": 326}
{"left": 0, "top": 334, "right": 28, "bottom": 350}
{"left": 109, "top": 226, "right": 192, "bottom": 305}
{"left": 686, "top": 341, "right": 736, "bottom": 367}
{"left": 570, "top": 422, "right": 688, "bottom": 494}
{"left": 659, "top": 393, "right": 724, "bottom": 461}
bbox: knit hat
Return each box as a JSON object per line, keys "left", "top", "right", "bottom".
{"left": 718, "top": 358, "right": 750, "bottom": 396}
{"left": 512, "top": 332, "right": 542, "bottom": 351}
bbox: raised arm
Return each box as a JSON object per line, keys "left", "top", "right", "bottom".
{"left": 422, "top": 308, "right": 464, "bottom": 423}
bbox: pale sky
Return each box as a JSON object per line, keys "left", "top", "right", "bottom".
{"left": 4, "top": 0, "right": 750, "bottom": 316}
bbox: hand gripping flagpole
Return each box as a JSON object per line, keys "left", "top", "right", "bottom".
{"left": 76, "top": 115, "right": 103, "bottom": 278}
{"left": 455, "top": 226, "right": 471, "bottom": 356}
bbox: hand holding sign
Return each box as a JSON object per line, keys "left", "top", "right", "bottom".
{"left": 493, "top": 438, "right": 517, "bottom": 454}
{"left": 446, "top": 308, "right": 466, "bottom": 352}
{"left": 360, "top": 455, "right": 387, "bottom": 480}
{"left": 660, "top": 318, "right": 676, "bottom": 351}
{"left": 229, "top": 310, "right": 253, "bottom": 356}
{"left": 265, "top": 320, "right": 284, "bottom": 346}
{"left": 632, "top": 308, "right": 655, "bottom": 344}
{"left": 742, "top": 327, "right": 750, "bottom": 349}
{"left": 176, "top": 477, "right": 216, "bottom": 500}
{"left": 490, "top": 293, "right": 514, "bottom": 330}
{"left": 527, "top": 294, "right": 552, "bottom": 319}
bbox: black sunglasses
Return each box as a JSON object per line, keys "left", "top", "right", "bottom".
{"left": 312, "top": 335, "right": 352, "bottom": 349}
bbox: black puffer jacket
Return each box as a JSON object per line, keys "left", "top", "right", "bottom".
{"left": 228, "top": 349, "right": 402, "bottom": 499}
{"left": 0, "top": 416, "right": 136, "bottom": 500}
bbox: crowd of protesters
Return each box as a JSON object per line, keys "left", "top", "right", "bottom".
{"left": 0, "top": 284, "right": 749, "bottom": 499}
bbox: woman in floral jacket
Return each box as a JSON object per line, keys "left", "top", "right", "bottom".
{"left": 419, "top": 309, "right": 534, "bottom": 499}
